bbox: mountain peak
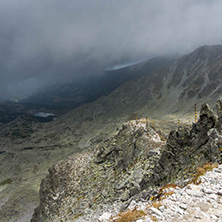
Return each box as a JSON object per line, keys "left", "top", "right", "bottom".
{"left": 188, "top": 44, "right": 222, "bottom": 59}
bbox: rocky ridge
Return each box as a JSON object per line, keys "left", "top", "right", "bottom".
{"left": 31, "top": 122, "right": 165, "bottom": 221}
{"left": 32, "top": 98, "right": 222, "bottom": 221}
{"left": 110, "top": 164, "right": 222, "bottom": 222}
{"left": 91, "top": 45, "right": 222, "bottom": 119}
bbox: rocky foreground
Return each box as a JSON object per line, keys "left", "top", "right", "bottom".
{"left": 153, "top": 164, "right": 222, "bottom": 222}
{"left": 31, "top": 98, "right": 222, "bottom": 222}
{"left": 108, "top": 164, "right": 222, "bottom": 222}
{"left": 73, "top": 163, "right": 222, "bottom": 222}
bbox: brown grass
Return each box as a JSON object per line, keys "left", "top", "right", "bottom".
{"left": 159, "top": 183, "right": 181, "bottom": 192}
{"left": 150, "top": 215, "right": 158, "bottom": 221}
{"left": 158, "top": 133, "right": 166, "bottom": 142}
{"left": 146, "top": 200, "right": 162, "bottom": 210}
{"left": 162, "top": 191, "right": 174, "bottom": 198}
{"left": 190, "top": 162, "right": 218, "bottom": 185}
{"left": 151, "top": 200, "right": 162, "bottom": 209}
{"left": 111, "top": 208, "right": 146, "bottom": 222}
{"left": 150, "top": 183, "right": 181, "bottom": 201}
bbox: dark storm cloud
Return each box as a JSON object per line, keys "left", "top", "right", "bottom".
{"left": 1, "top": 0, "right": 222, "bottom": 99}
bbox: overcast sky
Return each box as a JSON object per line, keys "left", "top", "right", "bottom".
{"left": 1, "top": 0, "right": 222, "bottom": 99}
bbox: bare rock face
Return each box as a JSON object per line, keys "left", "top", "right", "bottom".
{"left": 31, "top": 123, "right": 164, "bottom": 221}
{"left": 216, "top": 97, "right": 222, "bottom": 132}
{"left": 147, "top": 101, "right": 222, "bottom": 189}
{"left": 31, "top": 100, "right": 222, "bottom": 222}
{"left": 31, "top": 152, "right": 93, "bottom": 222}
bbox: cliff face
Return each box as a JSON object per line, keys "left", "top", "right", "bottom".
{"left": 31, "top": 122, "right": 165, "bottom": 221}
{"left": 32, "top": 99, "right": 222, "bottom": 222}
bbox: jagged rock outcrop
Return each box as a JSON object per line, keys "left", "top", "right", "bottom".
{"left": 31, "top": 123, "right": 164, "bottom": 221}
{"left": 32, "top": 100, "right": 222, "bottom": 222}
{"left": 146, "top": 102, "right": 222, "bottom": 188}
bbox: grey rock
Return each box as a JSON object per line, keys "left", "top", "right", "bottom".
{"left": 98, "top": 212, "right": 112, "bottom": 222}
{"left": 202, "top": 188, "right": 214, "bottom": 194}
{"left": 216, "top": 98, "right": 222, "bottom": 132}
{"left": 148, "top": 101, "right": 222, "bottom": 190}
{"left": 210, "top": 215, "right": 218, "bottom": 220}
{"left": 177, "top": 207, "right": 184, "bottom": 215}
{"left": 158, "top": 206, "right": 165, "bottom": 212}
{"left": 209, "top": 194, "right": 218, "bottom": 200}
{"left": 179, "top": 204, "right": 187, "bottom": 210}
{"left": 216, "top": 98, "right": 222, "bottom": 118}
{"left": 186, "top": 190, "right": 204, "bottom": 197}
{"left": 212, "top": 202, "right": 218, "bottom": 208}
{"left": 130, "top": 186, "right": 140, "bottom": 196}
{"left": 217, "top": 190, "right": 222, "bottom": 196}
{"left": 147, "top": 150, "right": 158, "bottom": 158}
{"left": 31, "top": 100, "right": 222, "bottom": 222}
{"left": 213, "top": 168, "right": 222, "bottom": 173}
{"left": 149, "top": 207, "right": 162, "bottom": 216}
{"left": 121, "top": 190, "right": 130, "bottom": 201}
{"left": 194, "top": 215, "right": 202, "bottom": 219}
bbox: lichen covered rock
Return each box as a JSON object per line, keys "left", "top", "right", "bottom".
{"left": 31, "top": 123, "right": 164, "bottom": 221}
{"left": 32, "top": 100, "right": 222, "bottom": 222}
{"left": 147, "top": 101, "right": 222, "bottom": 188}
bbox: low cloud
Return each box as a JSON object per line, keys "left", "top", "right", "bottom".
{"left": 1, "top": 0, "right": 222, "bottom": 99}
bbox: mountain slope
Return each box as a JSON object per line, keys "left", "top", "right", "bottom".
{"left": 21, "top": 56, "right": 174, "bottom": 109}
{"left": 0, "top": 56, "right": 174, "bottom": 126}
{"left": 31, "top": 95, "right": 222, "bottom": 222}
{"left": 1, "top": 45, "right": 222, "bottom": 222}
{"left": 28, "top": 45, "right": 222, "bottom": 221}
{"left": 87, "top": 45, "right": 222, "bottom": 119}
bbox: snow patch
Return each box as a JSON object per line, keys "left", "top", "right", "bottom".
{"left": 105, "top": 58, "right": 148, "bottom": 71}
{"left": 33, "top": 112, "right": 55, "bottom": 118}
